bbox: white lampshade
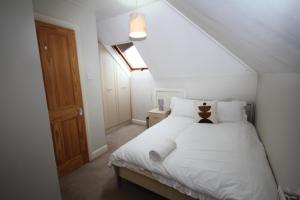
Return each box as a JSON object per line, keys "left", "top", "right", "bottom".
{"left": 129, "top": 12, "right": 147, "bottom": 40}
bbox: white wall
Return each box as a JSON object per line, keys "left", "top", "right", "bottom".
{"left": 131, "top": 71, "right": 257, "bottom": 121}
{"left": 0, "top": 0, "right": 61, "bottom": 199}
{"left": 32, "top": 0, "right": 107, "bottom": 159}
{"left": 256, "top": 73, "right": 300, "bottom": 195}
{"left": 97, "top": 1, "right": 258, "bottom": 122}
{"left": 131, "top": 71, "right": 156, "bottom": 121}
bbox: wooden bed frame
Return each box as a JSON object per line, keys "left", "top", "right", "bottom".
{"left": 113, "top": 103, "right": 255, "bottom": 200}
{"left": 114, "top": 166, "right": 196, "bottom": 200}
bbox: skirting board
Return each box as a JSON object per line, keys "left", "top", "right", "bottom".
{"left": 90, "top": 144, "right": 108, "bottom": 160}
{"left": 132, "top": 119, "right": 147, "bottom": 126}
{"left": 278, "top": 185, "right": 286, "bottom": 200}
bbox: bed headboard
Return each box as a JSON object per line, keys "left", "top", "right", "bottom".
{"left": 153, "top": 88, "right": 186, "bottom": 110}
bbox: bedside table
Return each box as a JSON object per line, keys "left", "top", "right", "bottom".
{"left": 148, "top": 108, "right": 171, "bottom": 127}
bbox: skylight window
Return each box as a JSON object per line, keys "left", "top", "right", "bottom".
{"left": 112, "top": 42, "right": 148, "bottom": 71}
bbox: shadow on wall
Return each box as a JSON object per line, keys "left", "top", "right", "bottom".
{"left": 256, "top": 73, "right": 300, "bottom": 195}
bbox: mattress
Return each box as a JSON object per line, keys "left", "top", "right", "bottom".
{"left": 109, "top": 116, "right": 277, "bottom": 200}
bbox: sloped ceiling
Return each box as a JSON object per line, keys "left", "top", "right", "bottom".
{"left": 67, "top": 0, "right": 157, "bottom": 21}
{"left": 167, "top": 0, "right": 300, "bottom": 73}
{"left": 97, "top": 1, "right": 255, "bottom": 78}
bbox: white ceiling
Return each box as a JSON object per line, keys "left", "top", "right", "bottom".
{"left": 78, "top": 0, "right": 300, "bottom": 74}
{"left": 167, "top": 0, "right": 300, "bottom": 73}
{"left": 68, "top": 0, "right": 158, "bottom": 20}
{"left": 97, "top": 1, "right": 255, "bottom": 78}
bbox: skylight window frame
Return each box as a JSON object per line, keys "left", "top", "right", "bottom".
{"left": 112, "top": 43, "right": 148, "bottom": 71}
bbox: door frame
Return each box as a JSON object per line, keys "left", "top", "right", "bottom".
{"left": 34, "top": 13, "right": 93, "bottom": 160}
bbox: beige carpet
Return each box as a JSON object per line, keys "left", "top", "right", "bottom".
{"left": 59, "top": 124, "right": 166, "bottom": 200}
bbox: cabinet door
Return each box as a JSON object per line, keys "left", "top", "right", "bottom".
{"left": 117, "top": 66, "right": 131, "bottom": 123}
{"left": 99, "top": 45, "right": 119, "bottom": 129}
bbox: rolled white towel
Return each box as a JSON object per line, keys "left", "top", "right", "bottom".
{"left": 149, "top": 139, "right": 177, "bottom": 162}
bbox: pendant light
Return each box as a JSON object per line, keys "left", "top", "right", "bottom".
{"left": 129, "top": 0, "right": 147, "bottom": 40}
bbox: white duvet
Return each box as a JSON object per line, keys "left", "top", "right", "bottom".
{"left": 109, "top": 116, "right": 277, "bottom": 200}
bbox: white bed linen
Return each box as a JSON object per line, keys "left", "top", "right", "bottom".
{"left": 149, "top": 139, "right": 177, "bottom": 162}
{"left": 109, "top": 117, "right": 277, "bottom": 200}
{"left": 109, "top": 116, "right": 194, "bottom": 176}
{"left": 164, "top": 122, "right": 277, "bottom": 200}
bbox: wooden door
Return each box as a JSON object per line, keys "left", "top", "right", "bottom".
{"left": 99, "top": 44, "right": 119, "bottom": 129}
{"left": 35, "top": 21, "right": 88, "bottom": 176}
{"left": 116, "top": 67, "right": 131, "bottom": 123}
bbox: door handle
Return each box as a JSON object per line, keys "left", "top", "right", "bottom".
{"left": 78, "top": 107, "right": 84, "bottom": 116}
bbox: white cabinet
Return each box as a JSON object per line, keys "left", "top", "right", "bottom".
{"left": 116, "top": 66, "right": 131, "bottom": 123}
{"left": 99, "top": 44, "right": 131, "bottom": 130}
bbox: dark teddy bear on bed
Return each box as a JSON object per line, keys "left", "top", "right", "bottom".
{"left": 198, "top": 102, "right": 213, "bottom": 123}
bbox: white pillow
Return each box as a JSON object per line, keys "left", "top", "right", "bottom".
{"left": 194, "top": 100, "right": 218, "bottom": 124}
{"left": 170, "top": 97, "right": 195, "bottom": 118}
{"left": 217, "top": 101, "right": 247, "bottom": 122}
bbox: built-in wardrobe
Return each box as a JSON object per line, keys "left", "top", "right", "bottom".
{"left": 99, "top": 44, "right": 131, "bottom": 132}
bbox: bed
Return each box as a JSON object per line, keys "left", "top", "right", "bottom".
{"left": 109, "top": 98, "right": 277, "bottom": 200}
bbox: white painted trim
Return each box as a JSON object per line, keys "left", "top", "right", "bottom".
{"left": 34, "top": 13, "right": 94, "bottom": 160}
{"left": 132, "top": 119, "right": 147, "bottom": 126}
{"left": 154, "top": 88, "right": 186, "bottom": 97}
{"left": 90, "top": 145, "right": 108, "bottom": 160}
{"left": 162, "top": 1, "right": 255, "bottom": 74}
{"left": 35, "top": 13, "right": 80, "bottom": 30}
{"left": 153, "top": 88, "right": 186, "bottom": 108}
